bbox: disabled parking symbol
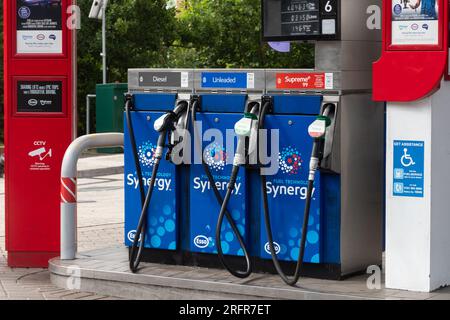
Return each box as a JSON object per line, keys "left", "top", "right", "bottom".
{"left": 400, "top": 148, "right": 415, "bottom": 167}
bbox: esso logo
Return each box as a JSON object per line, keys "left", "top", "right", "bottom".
{"left": 36, "top": 34, "right": 45, "bottom": 40}
{"left": 28, "top": 99, "right": 38, "bottom": 107}
{"left": 264, "top": 241, "right": 281, "bottom": 255}
{"left": 127, "top": 230, "right": 137, "bottom": 242}
{"left": 193, "top": 235, "right": 210, "bottom": 249}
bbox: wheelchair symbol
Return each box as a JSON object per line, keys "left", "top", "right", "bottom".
{"left": 401, "top": 148, "right": 415, "bottom": 167}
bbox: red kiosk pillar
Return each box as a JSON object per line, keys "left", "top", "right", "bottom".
{"left": 3, "top": 0, "right": 76, "bottom": 267}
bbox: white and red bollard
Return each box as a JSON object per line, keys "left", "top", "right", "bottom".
{"left": 60, "top": 133, "right": 123, "bottom": 260}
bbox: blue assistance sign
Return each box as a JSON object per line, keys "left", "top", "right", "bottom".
{"left": 393, "top": 140, "right": 424, "bottom": 198}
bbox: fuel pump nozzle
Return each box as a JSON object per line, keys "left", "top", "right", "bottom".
{"left": 233, "top": 105, "right": 260, "bottom": 167}
{"left": 129, "top": 99, "right": 189, "bottom": 273}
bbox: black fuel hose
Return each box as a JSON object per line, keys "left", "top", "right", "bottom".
{"left": 125, "top": 99, "right": 145, "bottom": 206}
{"left": 129, "top": 133, "right": 165, "bottom": 273}
{"left": 259, "top": 101, "right": 320, "bottom": 286}
{"left": 191, "top": 101, "right": 252, "bottom": 278}
{"left": 129, "top": 101, "right": 188, "bottom": 273}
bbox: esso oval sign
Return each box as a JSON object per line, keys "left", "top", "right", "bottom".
{"left": 193, "top": 235, "right": 210, "bottom": 249}
{"left": 127, "top": 230, "right": 136, "bottom": 242}
{"left": 264, "top": 241, "right": 281, "bottom": 255}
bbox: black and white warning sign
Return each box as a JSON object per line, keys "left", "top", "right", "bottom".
{"left": 17, "top": 81, "right": 63, "bottom": 113}
{"left": 16, "top": 0, "right": 63, "bottom": 54}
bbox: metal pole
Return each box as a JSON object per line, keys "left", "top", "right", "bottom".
{"left": 101, "top": 3, "right": 107, "bottom": 84}
{"left": 60, "top": 133, "right": 124, "bottom": 260}
{"left": 86, "top": 94, "right": 96, "bottom": 135}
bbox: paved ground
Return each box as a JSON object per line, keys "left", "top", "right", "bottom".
{"left": 3, "top": 153, "right": 450, "bottom": 300}
{"left": 0, "top": 153, "right": 125, "bottom": 300}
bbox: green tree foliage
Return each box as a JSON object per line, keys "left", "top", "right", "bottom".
{"left": 170, "top": 0, "right": 314, "bottom": 68}
{"left": 77, "top": 0, "right": 178, "bottom": 134}
{"left": 1, "top": 0, "right": 314, "bottom": 139}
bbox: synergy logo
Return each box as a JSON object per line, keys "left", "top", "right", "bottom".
{"left": 279, "top": 146, "right": 303, "bottom": 175}
{"left": 126, "top": 174, "right": 172, "bottom": 191}
{"left": 264, "top": 241, "right": 281, "bottom": 255}
{"left": 203, "top": 142, "right": 226, "bottom": 171}
{"left": 138, "top": 141, "right": 157, "bottom": 168}
{"left": 193, "top": 235, "right": 210, "bottom": 249}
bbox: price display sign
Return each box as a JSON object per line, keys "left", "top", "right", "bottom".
{"left": 263, "top": 0, "right": 339, "bottom": 41}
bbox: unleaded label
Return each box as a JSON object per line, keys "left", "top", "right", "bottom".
{"left": 201, "top": 72, "right": 255, "bottom": 89}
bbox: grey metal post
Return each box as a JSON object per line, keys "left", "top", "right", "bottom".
{"left": 60, "top": 133, "right": 124, "bottom": 260}
{"left": 102, "top": 3, "right": 107, "bottom": 84}
{"left": 86, "top": 94, "right": 96, "bottom": 135}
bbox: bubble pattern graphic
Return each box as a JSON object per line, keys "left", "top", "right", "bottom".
{"left": 145, "top": 205, "right": 177, "bottom": 250}
{"left": 138, "top": 141, "right": 157, "bottom": 168}
{"left": 203, "top": 142, "right": 227, "bottom": 171}
{"left": 278, "top": 146, "right": 303, "bottom": 175}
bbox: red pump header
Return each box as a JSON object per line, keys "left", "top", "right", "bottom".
{"left": 373, "top": 0, "right": 448, "bottom": 102}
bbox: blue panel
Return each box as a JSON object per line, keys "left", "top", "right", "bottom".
{"left": 321, "top": 174, "right": 341, "bottom": 264}
{"left": 124, "top": 111, "right": 178, "bottom": 250}
{"left": 201, "top": 72, "right": 249, "bottom": 89}
{"left": 133, "top": 93, "right": 177, "bottom": 111}
{"left": 260, "top": 114, "right": 322, "bottom": 263}
{"left": 272, "top": 95, "right": 322, "bottom": 115}
{"left": 200, "top": 94, "right": 248, "bottom": 113}
{"left": 189, "top": 113, "right": 248, "bottom": 256}
{"left": 393, "top": 140, "right": 424, "bottom": 198}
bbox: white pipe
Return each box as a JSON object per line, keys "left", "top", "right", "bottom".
{"left": 60, "top": 133, "right": 124, "bottom": 260}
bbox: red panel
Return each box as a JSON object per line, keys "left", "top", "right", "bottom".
{"left": 373, "top": 0, "right": 448, "bottom": 102}
{"left": 4, "top": 0, "right": 75, "bottom": 267}
{"left": 276, "top": 72, "right": 327, "bottom": 90}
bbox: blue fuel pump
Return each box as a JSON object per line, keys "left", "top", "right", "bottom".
{"left": 128, "top": 99, "right": 189, "bottom": 272}
{"left": 187, "top": 70, "right": 265, "bottom": 277}
{"left": 259, "top": 100, "right": 334, "bottom": 286}
{"left": 124, "top": 69, "right": 194, "bottom": 272}
{"left": 190, "top": 97, "right": 253, "bottom": 278}
{"left": 123, "top": 68, "right": 383, "bottom": 283}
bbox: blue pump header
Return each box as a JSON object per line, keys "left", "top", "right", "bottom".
{"left": 201, "top": 72, "right": 250, "bottom": 89}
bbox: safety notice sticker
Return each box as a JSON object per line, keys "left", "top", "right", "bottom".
{"left": 393, "top": 140, "right": 424, "bottom": 198}
{"left": 391, "top": 0, "right": 439, "bottom": 46}
{"left": 16, "top": 0, "right": 63, "bottom": 54}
